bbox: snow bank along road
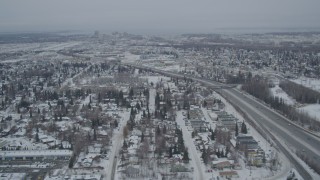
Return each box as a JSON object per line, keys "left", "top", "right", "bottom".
{"left": 127, "top": 64, "right": 320, "bottom": 180}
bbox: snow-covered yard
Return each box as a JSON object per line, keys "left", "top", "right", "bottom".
{"left": 291, "top": 77, "right": 320, "bottom": 93}
{"left": 270, "top": 85, "right": 296, "bottom": 105}
{"left": 298, "top": 104, "right": 320, "bottom": 121}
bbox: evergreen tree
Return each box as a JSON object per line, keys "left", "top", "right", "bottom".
{"left": 35, "top": 133, "right": 39, "bottom": 142}
{"left": 93, "top": 129, "right": 97, "bottom": 141}
{"left": 221, "top": 149, "right": 225, "bottom": 158}
{"left": 123, "top": 140, "right": 128, "bottom": 149}
{"left": 163, "top": 125, "right": 167, "bottom": 134}
{"left": 201, "top": 146, "right": 208, "bottom": 164}
{"left": 87, "top": 132, "right": 91, "bottom": 140}
{"left": 168, "top": 147, "right": 173, "bottom": 158}
{"left": 192, "top": 131, "right": 196, "bottom": 138}
{"left": 235, "top": 122, "right": 239, "bottom": 136}
{"left": 114, "top": 120, "right": 118, "bottom": 128}
{"left": 141, "top": 132, "right": 144, "bottom": 142}
{"left": 98, "top": 92, "right": 101, "bottom": 103}
{"left": 216, "top": 149, "right": 221, "bottom": 158}
{"left": 129, "top": 88, "right": 134, "bottom": 98}
{"left": 155, "top": 92, "right": 160, "bottom": 110}
{"left": 156, "top": 125, "right": 161, "bottom": 135}
{"left": 210, "top": 129, "right": 215, "bottom": 140}
{"left": 241, "top": 121, "right": 248, "bottom": 134}
{"left": 65, "top": 107, "right": 68, "bottom": 115}
{"left": 183, "top": 149, "right": 189, "bottom": 162}
{"left": 203, "top": 100, "right": 207, "bottom": 107}
{"left": 225, "top": 146, "right": 230, "bottom": 158}
{"left": 119, "top": 90, "right": 124, "bottom": 99}
{"left": 69, "top": 154, "right": 75, "bottom": 168}
{"left": 135, "top": 102, "right": 141, "bottom": 111}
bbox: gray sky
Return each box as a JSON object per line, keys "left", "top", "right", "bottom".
{"left": 1, "top": 0, "right": 320, "bottom": 34}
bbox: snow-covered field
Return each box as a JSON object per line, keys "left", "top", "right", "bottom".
{"left": 270, "top": 78, "right": 320, "bottom": 121}
{"left": 291, "top": 77, "right": 320, "bottom": 93}
{"left": 298, "top": 104, "right": 320, "bottom": 121}
{"left": 270, "top": 85, "right": 296, "bottom": 105}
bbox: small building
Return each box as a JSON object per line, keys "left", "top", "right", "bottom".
{"left": 212, "top": 160, "right": 234, "bottom": 170}
{"left": 124, "top": 166, "right": 140, "bottom": 177}
{"left": 236, "top": 135, "right": 259, "bottom": 150}
{"left": 189, "top": 119, "right": 207, "bottom": 132}
{"left": 219, "top": 171, "right": 239, "bottom": 179}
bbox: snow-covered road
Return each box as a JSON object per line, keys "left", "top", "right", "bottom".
{"left": 149, "top": 88, "right": 156, "bottom": 113}
{"left": 176, "top": 111, "right": 205, "bottom": 180}
{"left": 106, "top": 111, "right": 130, "bottom": 180}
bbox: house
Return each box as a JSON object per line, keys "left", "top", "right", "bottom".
{"left": 189, "top": 119, "right": 207, "bottom": 132}
{"left": 218, "top": 118, "right": 237, "bottom": 131}
{"left": 219, "top": 171, "right": 239, "bottom": 179}
{"left": 247, "top": 148, "right": 265, "bottom": 167}
{"left": 236, "top": 135, "right": 259, "bottom": 150}
{"left": 212, "top": 160, "right": 234, "bottom": 170}
{"left": 124, "top": 166, "right": 140, "bottom": 177}
{"left": 216, "top": 111, "right": 238, "bottom": 131}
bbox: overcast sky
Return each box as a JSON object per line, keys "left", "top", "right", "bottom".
{"left": 1, "top": 0, "right": 320, "bottom": 34}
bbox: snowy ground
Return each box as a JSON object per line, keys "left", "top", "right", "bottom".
{"left": 123, "top": 52, "right": 140, "bottom": 64}
{"left": 270, "top": 78, "right": 320, "bottom": 122}
{"left": 157, "top": 64, "right": 182, "bottom": 72}
{"left": 270, "top": 85, "right": 296, "bottom": 105}
{"left": 298, "top": 104, "right": 320, "bottom": 121}
{"left": 0, "top": 173, "right": 27, "bottom": 179}
{"left": 291, "top": 77, "right": 320, "bottom": 93}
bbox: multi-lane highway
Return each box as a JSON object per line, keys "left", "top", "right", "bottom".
{"left": 127, "top": 64, "right": 320, "bottom": 179}
{"left": 220, "top": 88, "right": 319, "bottom": 180}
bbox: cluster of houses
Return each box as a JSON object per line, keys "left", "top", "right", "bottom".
{"left": 187, "top": 108, "right": 208, "bottom": 132}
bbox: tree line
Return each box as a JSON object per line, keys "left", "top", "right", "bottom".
{"left": 242, "top": 76, "right": 320, "bottom": 132}
{"left": 279, "top": 80, "right": 320, "bottom": 104}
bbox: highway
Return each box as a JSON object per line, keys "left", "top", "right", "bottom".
{"left": 220, "top": 88, "right": 319, "bottom": 180}
{"left": 127, "top": 64, "right": 320, "bottom": 179}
